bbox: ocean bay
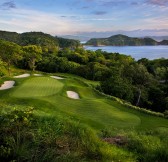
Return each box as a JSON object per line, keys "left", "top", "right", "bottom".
{"left": 84, "top": 45, "right": 168, "bottom": 60}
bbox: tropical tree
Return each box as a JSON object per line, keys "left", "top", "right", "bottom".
{"left": 101, "top": 76, "right": 134, "bottom": 102}
{"left": 0, "top": 58, "right": 4, "bottom": 67}
{"left": 22, "top": 45, "right": 42, "bottom": 71}
{"left": 0, "top": 58, "right": 6, "bottom": 77}
{"left": 122, "top": 63, "right": 153, "bottom": 106}
{"left": 0, "top": 40, "right": 22, "bottom": 76}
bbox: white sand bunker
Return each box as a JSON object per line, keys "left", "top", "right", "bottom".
{"left": 14, "top": 73, "right": 30, "bottom": 78}
{"left": 33, "top": 74, "right": 43, "bottom": 76}
{"left": 67, "top": 91, "right": 79, "bottom": 99}
{"left": 0, "top": 81, "right": 15, "bottom": 90}
{"left": 50, "top": 76, "right": 64, "bottom": 79}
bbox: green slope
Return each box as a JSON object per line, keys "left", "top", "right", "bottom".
{"left": 8, "top": 75, "right": 168, "bottom": 131}
{"left": 1, "top": 74, "right": 168, "bottom": 161}
{"left": 11, "top": 77, "right": 64, "bottom": 98}
{"left": 86, "top": 34, "right": 158, "bottom": 46}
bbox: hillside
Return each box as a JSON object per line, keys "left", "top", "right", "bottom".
{"left": 159, "top": 40, "right": 168, "bottom": 45}
{"left": 0, "top": 30, "right": 81, "bottom": 49}
{"left": 150, "top": 36, "right": 168, "bottom": 41}
{"left": 0, "top": 30, "right": 168, "bottom": 161}
{"left": 59, "top": 35, "right": 90, "bottom": 42}
{"left": 85, "top": 34, "right": 168, "bottom": 46}
{"left": 0, "top": 73, "right": 168, "bottom": 161}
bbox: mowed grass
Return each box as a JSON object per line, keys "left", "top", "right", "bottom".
{"left": 7, "top": 75, "right": 168, "bottom": 132}
{"left": 43, "top": 96, "right": 141, "bottom": 129}
{"left": 1, "top": 74, "right": 168, "bottom": 162}
{"left": 11, "top": 77, "right": 64, "bottom": 98}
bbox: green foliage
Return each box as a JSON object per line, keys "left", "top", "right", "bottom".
{"left": 0, "top": 30, "right": 168, "bottom": 114}
{"left": 1, "top": 29, "right": 168, "bottom": 161}
{"left": 67, "top": 52, "right": 88, "bottom": 64}
{"left": 86, "top": 34, "right": 158, "bottom": 46}
{"left": 0, "top": 107, "right": 34, "bottom": 161}
{"left": 1, "top": 73, "right": 168, "bottom": 161}
{"left": 126, "top": 131, "right": 168, "bottom": 162}
{"left": 0, "top": 30, "right": 81, "bottom": 51}
{"left": 0, "top": 58, "right": 6, "bottom": 77}
{"left": 101, "top": 76, "right": 134, "bottom": 102}
{"left": 0, "top": 31, "right": 20, "bottom": 44}
{"left": 0, "top": 40, "right": 22, "bottom": 76}
{"left": 75, "top": 62, "right": 111, "bottom": 81}
{"left": 0, "top": 106, "right": 136, "bottom": 162}
{"left": 56, "top": 37, "right": 81, "bottom": 48}
{"left": 22, "top": 45, "right": 42, "bottom": 71}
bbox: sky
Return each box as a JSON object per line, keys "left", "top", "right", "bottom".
{"left": 0, "top": 0, "right": 168, "bottom": 37}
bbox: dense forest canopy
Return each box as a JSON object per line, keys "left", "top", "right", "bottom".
{"left": 0, "top": 30, "right": 81, "bottom": 49}
{"left": 86, "top": 34, "right": 168, "bottom": 46}
{"left": 0, "top": 31, "right": 168, "bottom": 114}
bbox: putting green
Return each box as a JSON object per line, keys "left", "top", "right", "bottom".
{"left": 7, "top": 75, "right": 168, "bottom": 131}
{"left": 12, "top": 77, "right": 64, "bottom": 98}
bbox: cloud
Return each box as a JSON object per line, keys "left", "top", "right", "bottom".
{"left": 81, "top": 6, "right": 90, "bottom": 9}
{"left": 1, "top": 1, "right": 16, "bottom": 10}
{"left": 146, "top": 0, "right": 168, "bottom": 6}
{"left": 0, "top": 8, "right": 97, "bottom": 35}
{"left": 0, "top": 0, "right": 168, "bottom": 36}
{"left": 76, "top": 29, "right": 168, "bottom": 38}
{"left": 91, "top": 11, "right": 107, "bottom": 15}
{"left": 131, "top": 2, "right": 139, "bottom": 5}
{"left": 82, "top": 0, "right": 95, "bottom": 2}
{"left": 100, "top": 0, "right": 127, "bottom": 7}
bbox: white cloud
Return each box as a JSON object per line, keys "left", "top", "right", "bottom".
{"left": 0, "top": 3, "right": 168, "bottom": 36}
{"left": 0, "top": 8, "right": 96, "bottom": 35}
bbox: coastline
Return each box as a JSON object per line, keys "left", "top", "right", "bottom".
{"left": 84, "top": 45, "right": 168, "bottom": 60}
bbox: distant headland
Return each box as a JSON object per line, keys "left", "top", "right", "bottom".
{"left": 85, "top": 34, "right": 168, "bottom": 46}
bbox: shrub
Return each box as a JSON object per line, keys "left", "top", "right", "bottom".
{"left": 126, "top": 131, "right": 168, "bottom": 162}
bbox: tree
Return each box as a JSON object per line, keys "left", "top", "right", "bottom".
{"left": 67, "top": 52, "right": 88, "bottom": 64}
{"left": 23, "top": 45, "right": 42, "bottom": 71}
{"left": 101, "top": 76, "right": 134, "bottom": 102}
{"left": 0, "top": 40, "right": 22, "bottom": 76}
{"left": 148, "top": 87, "right": 165, "bottom": 112}
{"left": 165, "top": 97, "right": 168, "bottom": 111}
{"left": 123, "top": 63, "right": 153, "bottom": 106}
{"left": 0, "top": 58, "right": 4, "bottom": 67}
{"left": 0, "top": 58, "right": 6, "bottom": 77}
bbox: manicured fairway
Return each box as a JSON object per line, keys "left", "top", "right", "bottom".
{"left": 4, "top": 75, "right": 168, "bottom": 131}
{"left": 11, "top": 77, "right": 64, "bottom": 98}
{"left": 43, "top": 96, "right": 141, "bottom": 129}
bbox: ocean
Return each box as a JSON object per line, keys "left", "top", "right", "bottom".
{"left": 84, "top": 45, "right": 168, "bottom": 60}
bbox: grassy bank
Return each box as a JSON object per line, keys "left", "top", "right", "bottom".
{"left": 0, "top": 73, "right": 168, "bottom": 161}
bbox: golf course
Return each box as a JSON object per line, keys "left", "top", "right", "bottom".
{"left": 1, "top": 73, "right": 168, "bottom": 161}
{"left": 3, "top": 74, "right": 167, "bottom": 131}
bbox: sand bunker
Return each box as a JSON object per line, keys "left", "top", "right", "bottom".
{"left": 67, "top": 91, "right": 79, "bottom": 99}
{"left": 14, "top": 73, "right": 30, "bottom": 78}
{"left": 50, "top": 76, "right": 64, "bottom": 79}
{"left": 33, "top": 74, "right": 43, "bottom": 76}
{"left": 0, "top": 81, "right": 15, "bottom": 90}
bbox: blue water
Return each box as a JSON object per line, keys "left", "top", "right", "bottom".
{"left": 84, "top": 45, "right": 168, "bottom": 60}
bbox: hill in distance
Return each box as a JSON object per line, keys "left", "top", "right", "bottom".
{"left": 150, "top": 36, "right": 168, "bottom": 41}
{"left": 59, "top": 35, "right": 90, "bottom": 42}
{"left": 85, "top": 34, "right": 168, "bottom": 46}
{"left": 0, "top": 30, "right": 81, "bottom": 49}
